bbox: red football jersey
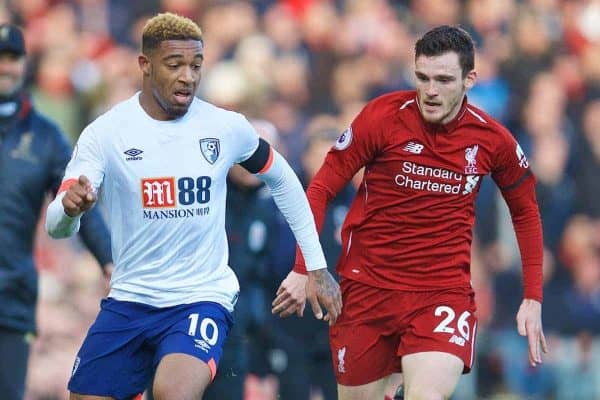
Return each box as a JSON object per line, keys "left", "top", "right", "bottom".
{"left": 295, "top": 91, "right": 543, "bottom": 301}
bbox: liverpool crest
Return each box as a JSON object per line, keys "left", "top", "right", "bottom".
{"left": 464, "top": 144, "right": 479, "bottom": 174}
{"left": 200, "top": 138, "right": 220, "bottom": 164}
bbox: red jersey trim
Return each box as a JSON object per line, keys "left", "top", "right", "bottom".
{"left": 466, "top": 107, "right": 487, "bottom": 124}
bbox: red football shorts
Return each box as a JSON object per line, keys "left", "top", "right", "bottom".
{"left": 330, "top": 279, "right": 478, "bottom": 386}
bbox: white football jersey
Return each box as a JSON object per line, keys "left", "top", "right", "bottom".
{"left": 64, "top": 93, "right": 260, "bottom": 311}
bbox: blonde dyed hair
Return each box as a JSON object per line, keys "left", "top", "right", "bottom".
{"left": 142, "top": 12, "right": 203, "bottom": 54}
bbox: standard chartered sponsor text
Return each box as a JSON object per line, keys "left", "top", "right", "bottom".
{"left": 395, "top": 161, "right": 462, "bottom": 194}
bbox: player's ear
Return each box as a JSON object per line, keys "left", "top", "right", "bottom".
{"left": 138, "top": 54, "right": 151, "bottom": 76}
{"left": 464, "top": 69, "right": 477, "bottom": 90}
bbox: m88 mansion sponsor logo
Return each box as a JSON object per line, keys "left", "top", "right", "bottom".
{"left": 394, "top": 161, "right": 480, "bottom": 196}
{"left": 141, "top": 176, "right": 212, "bottom": 219}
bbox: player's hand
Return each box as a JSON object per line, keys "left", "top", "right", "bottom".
{"left": 306, "top": 268, "right": 342, "bottom": 326}
{"left": 62, "top": 175, "right": 97, "bottom": 217}
{"left": 516, "top": 298, "right": 548, "bottom": 367}
{"left": 272, "top": 271, "right": 307, "bottom": 318}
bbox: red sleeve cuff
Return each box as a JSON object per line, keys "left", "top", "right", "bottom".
{"left": 58, "top": 178, "right": 77, "bottom": 194}
{"left": 293, "top": 246, "right": 308, "bottom": 274}
{"left": 524, "top": 282, "right": 543, "bottom": 303}
{"left": 293, "top": 263, "right": 308, "bottom": 275}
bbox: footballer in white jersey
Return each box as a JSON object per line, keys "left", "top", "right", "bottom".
{"left": 63, "top": 92, "right": 259, "bottom": 311}
{"left": 45, "top": 12, "right": 341, "bottom": 400}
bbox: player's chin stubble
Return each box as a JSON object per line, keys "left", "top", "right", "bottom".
{"left": 169, "top": 102, "right": 191, "bottom": 118}
{"left": 154, "top": 92, "right": 188, "bottom": 119}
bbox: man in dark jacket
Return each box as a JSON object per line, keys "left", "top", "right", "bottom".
{"left": 0, "top": 24, "right": 112, "bottom": 400}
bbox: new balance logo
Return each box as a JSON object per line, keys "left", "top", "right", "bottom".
{"left": 449, "top": 335, "right": 466, "bottom": 346}
{"left": 403, "top": 142, "right": 424, "bottom": 154}
{"left": 124, "top": 148, "right": 143, "bottom": 161}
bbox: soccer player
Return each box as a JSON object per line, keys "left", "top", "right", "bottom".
{"left": 0, "top": 24, "right": 112, "bottom": 400}
{"left": 277, "top": 25, "right": 548, "bottom": 400}
{"left": 45, "top": 13, "right": 341, "bottom": 400}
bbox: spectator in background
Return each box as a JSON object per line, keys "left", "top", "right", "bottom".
{"left": 501, "top": 5, "right": 556, "bottom": 129}
{"left": 0, "top": 24, "right": 112, "bottom": 400}
{"left": 531, "top": 133, "right": 575, "bottom": 250}
{"left": 21, "top": 3, "right": 84, "bottom": 143}
{"left": 573, "top": 99, "right": 600, "bottom": 218}
{"left": 554, "top": 331, "right": 600, "bottom": 399}
{"left": 468, "top": 50, "right": 509, "bottom": 123}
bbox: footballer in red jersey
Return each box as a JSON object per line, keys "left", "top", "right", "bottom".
{"left": 275, "top": 25, "right": 548, "bottom": 400}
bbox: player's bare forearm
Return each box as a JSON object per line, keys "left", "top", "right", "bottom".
{"left": 308, "top": 269, "right": 339, "bottom": 303}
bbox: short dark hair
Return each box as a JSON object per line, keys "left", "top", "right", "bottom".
{"left": 415, "top": 25, "right": 475, "bottom": 77}
{"left": 142, "top": 12, "right": 203, "bottom": 55}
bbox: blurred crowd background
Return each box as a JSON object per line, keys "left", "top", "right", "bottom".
{"left": 2, "top": 0, "right": 599, "bottom": 399}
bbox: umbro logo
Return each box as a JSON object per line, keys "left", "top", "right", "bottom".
{"left": 194, "top": 338, "right": 211, "bottom": 353}
{"left": 124, "top": 148, "right": 143, "bottom": 161}
{"left": 403, "top": 142, "right": 424, "bottom": 154}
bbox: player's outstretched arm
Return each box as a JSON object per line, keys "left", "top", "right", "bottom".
{"left": 46, "top": 175, "right": 97, "bottom": 238}
{"left": 257, "top": 149, "right": 342, "bottom": 324}
{"left": 495, "top": 147, "right": 546, "bottom": 367}
{"left": 516, "top": 298, "right": 548, "bottom": 367}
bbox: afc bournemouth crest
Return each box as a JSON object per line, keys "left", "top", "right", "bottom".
{"left": 200, "top": 138, "right": 220, "bottom": 164}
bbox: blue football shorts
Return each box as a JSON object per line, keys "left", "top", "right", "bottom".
{"left": 68, "top": 298, "right": 233, "bottom": 399}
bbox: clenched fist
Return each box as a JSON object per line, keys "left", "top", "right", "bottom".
{"left": 62, "top": 175, "right": 97, "bottom": 217}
